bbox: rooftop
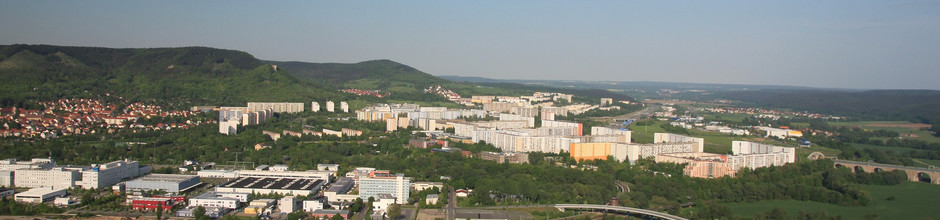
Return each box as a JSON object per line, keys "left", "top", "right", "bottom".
{"left": 130, "top": 174, "right": 198, "bottom": 183}
{"left": 219, "top": 177, "right": 323, "bottom": 191}
{"left": 17, "top": 187, "right": 66, "bottom": 197}
{"left": 313, "top": 209, "right": 350, "bottom": 215}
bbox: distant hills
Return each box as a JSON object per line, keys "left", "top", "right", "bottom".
{"left": 718, "top": 89, "right": 940, "bottom": 124}
{"left": 0, "top": 44, "right": 344, "bottom": 108}
{"left": 0, "top": 44, "right": 637, "bottom": 109}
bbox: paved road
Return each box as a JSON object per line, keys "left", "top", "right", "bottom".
{"left": 447, "top": 187, "right": 457, "bottom": 220}
{"left": 599, "top": 104, "right": 660, "bottom": 128}
{"left": 614, "top": 181, "right": 631, "bottom": 193}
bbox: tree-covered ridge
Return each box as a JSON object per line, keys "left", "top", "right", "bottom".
{"left": 0, "top": 44, "right": 343, "bottom": 108}
{"left": 267, "top": 59, "right": 448, "bottom": 91}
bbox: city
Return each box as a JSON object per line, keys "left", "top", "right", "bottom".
{"left": 1, "top": 1, "right": 940, "bottom": 220}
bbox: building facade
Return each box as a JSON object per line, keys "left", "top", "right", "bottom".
{"left": 358, "top": 171, "right": 411, "bottom": 204}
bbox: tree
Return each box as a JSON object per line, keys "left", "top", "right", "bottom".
{"left": 331, "top": 213, "right": 345, "bottom": 220}
{"left": 387, "top": 204, "right": 402, "bottom": 220}
{"left": 193, "top": 206, "right": 206, "bottom": 219}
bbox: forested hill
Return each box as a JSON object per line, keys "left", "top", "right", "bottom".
{"left": 0, "top": 44, "right": 342, "bottom": 108}
{"left": 719, "top": 89, "right": 940, "bottom": 123}
{"left": 266, "top": 60, "right": 448, "bottom": 93}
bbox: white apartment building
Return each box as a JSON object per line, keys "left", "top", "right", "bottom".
{"left": 326, "top": 101, "right": 335, "bottom": 112}
{"left": 614, "top": 142, "right": 699, "bottom": 164}
{"left": 499, "top": 114, "right": 535, "bottom": 128}
{"left": 247, "top": 102, "right": 304, "bottom": 113}
{"left": 340, "top": 101, "right": 349, "bottom": 113}
{"left": 312, "top": 102, "right": 320, "bottom": 112}
{"left": 591, "top": 127, "right": 632, "bottom": 143}
{"left": 654, "top": 133, "right": 705, "bottom": 153}
{"left": 359, "top": 171, "right": 411, "bottom": 204}
{"left": 728, "top": 141, "right": 796, "bottom": 170}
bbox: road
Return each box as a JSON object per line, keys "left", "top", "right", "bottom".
{"left": 597, "top": 104, "right": 660, "bottom": 128}
{"left": 447, "top": 187, "right": 457, "bottom": 220}
{"left": 614, "top": 181, "right": 631, "bottom": 193}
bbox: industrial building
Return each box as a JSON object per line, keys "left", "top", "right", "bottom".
{"left": 237, "top": 170, "right": 333, "bottom": 181}
{"left": 216, "top": 177, "right": 326, "bottom": 196}
{"left": 358, "top": 171, "right": 411, "bottom": 204}
{"left": 311, "top": 209, "right": 350, "bottom": 219}
{"left": 13, "top": 168, "right": 81, "bottom": 189}
{"left": 15, "top": 187, "right": 66, "bottom": 203}
{"left": 188, "top": 191, "right": 247, "bottom": 209}
{"left": 126, "top": 174, "right": 200, "bottom": 193}
{"left": 478, "top": 152, "right": 529, "bottom": 164}
{"left": 0, "top": 158, "right": 55, "bottom": 171}
{"left": 0, "top": 171, "right": 9, "bottom": 187}
{"left": 77, "top": 159, "right": 147, "bottom": 190}
{"left": 411, "top": 182, "right": 444, "bottom": 191}
{"left": 303, "top": 200, "right": 324, "bottom": 212}
{"left": 130, "top": 198, "right": 175, "bottom": 211}
{"left": 757, "top": 127, "right": 803, "bottom": 139}
{"left": 324, "top": 177, "right": 355, "bottom": 203}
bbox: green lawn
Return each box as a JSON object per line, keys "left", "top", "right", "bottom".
{"left": 726, "top": 182, "right": 940, "bottom": 220}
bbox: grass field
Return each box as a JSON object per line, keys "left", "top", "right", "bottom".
{"left": 829, "top": 121, "right": 940, "bottom": 144}
{"left": 726, "top": 182, "right": 940, "bottom": 219}
{"left": 627, "top": 120, "right": 781, "bottom": 154}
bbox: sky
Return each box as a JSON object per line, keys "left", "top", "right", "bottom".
{"left": 1, "top": 1, "right": 939, "bottom": 90}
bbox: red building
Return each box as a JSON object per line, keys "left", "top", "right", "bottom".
{"left": 153, "top": 195, "right": 186, "bottom": 203}
{"left": 131, "top": 198, "right": 175, "bottom": 211}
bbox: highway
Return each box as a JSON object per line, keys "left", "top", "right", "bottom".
{"left": 554, "top": 204, "right": 688, "bottom": 220}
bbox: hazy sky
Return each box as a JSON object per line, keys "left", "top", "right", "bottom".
{"left": 2, "top": 1, "right": 939, "bottom": 90}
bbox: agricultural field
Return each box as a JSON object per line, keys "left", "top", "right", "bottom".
{"left": 829, "top": 121, "right": 939, "bottom": 144}
{"left": 726, "top": 182, "right": 940, "bottom": 219}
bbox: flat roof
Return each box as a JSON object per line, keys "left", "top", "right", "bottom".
{"left": 219, "top": 177, "right": 323, "bottom": 191}
{"left": 326, "top": 177, "right": 354, "bottom": 193}
{"left": 313, "top": 209, "right": 349, "bottom": 215}
{"left": 130, "top": 174, "right": 198, "bottom": 183}
{"left": 193, "top": 191, "right": 241, "bottom": 201}
{"left": 17, "top": 188, "right": 66, "bottom": 197}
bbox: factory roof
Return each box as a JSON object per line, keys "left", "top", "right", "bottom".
{"left": 130, "top": 174, "right": 198, "bottom": 183}
{"left": 219, "top": 177, "right": 323, "bottom": 190}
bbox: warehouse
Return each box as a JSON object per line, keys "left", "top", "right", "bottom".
{"left": 215, "top": 177, "right": 325, "bottom": 196}
{"left": 126, "top": 174, "right": 200, "bottom": 193}
{"left": 15, "top": 187, "right": 66, "bottom": 203}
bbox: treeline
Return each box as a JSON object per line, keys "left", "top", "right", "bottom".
{"left": 612, "top": 159, "right": 905, "bottom": 218}
{"left": 0, "top": 197, "right": 65, "bottom": 216}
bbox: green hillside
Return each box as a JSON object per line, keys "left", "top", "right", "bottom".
{"left": 267, "top": 59, "right": 448, "bottom": 93}
{"left": 0, "top": 44, "right": 343, "bottom": 108}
